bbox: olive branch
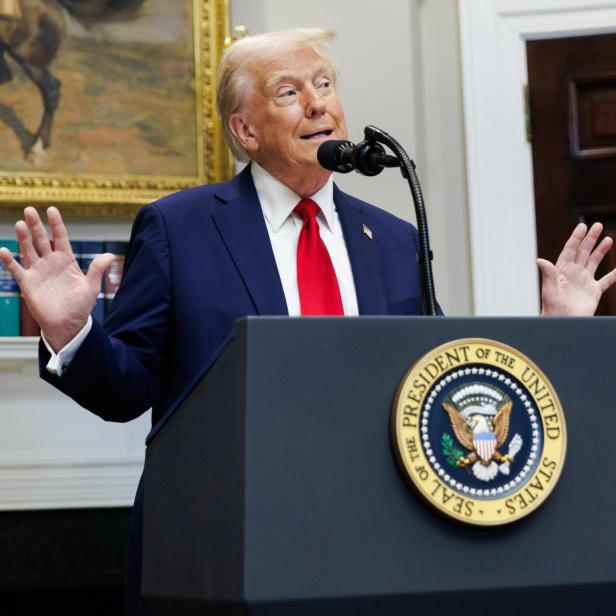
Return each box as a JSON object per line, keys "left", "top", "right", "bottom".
{"left": 441, "top": 433, "right": 465, "bottom": 468}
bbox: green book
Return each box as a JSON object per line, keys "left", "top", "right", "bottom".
{"left": 0, "top": 239, "right": 20, "bottom": 336}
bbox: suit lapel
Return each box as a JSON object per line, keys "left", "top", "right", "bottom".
{"left": 212, "top": 167, "right": 288, "bottom": 315}
{"left": 335, "top": 186, "right": 387, "bottom": 315}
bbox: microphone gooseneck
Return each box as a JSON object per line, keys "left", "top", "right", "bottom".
{"left": 363, "top": 125, "right": 438, "bottom": 316}
{"left": 317, "top": 128, "right": 438, "bottom": 316}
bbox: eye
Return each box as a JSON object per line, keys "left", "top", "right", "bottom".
{"left": 317, "top": 78, "right": 332, "bottom": 90}
{"left": 278, "top": 87, "right": 296, "bottom": 98}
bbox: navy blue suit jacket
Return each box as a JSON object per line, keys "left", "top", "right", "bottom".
{"left": 40, "top": 165, "right": 424, "bottom": 435}
{"left": 38, "top": 165, "right": 424, "bottom": 614}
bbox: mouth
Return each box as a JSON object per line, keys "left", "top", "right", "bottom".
{"left": 300, "top": 129, "right": 333, "bottom": 141}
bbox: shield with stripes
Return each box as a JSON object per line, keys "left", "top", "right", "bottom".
{"left": 474, "top": 431, "right": 496, "bottom": 462}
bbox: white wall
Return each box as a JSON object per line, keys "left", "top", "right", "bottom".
{"left": 0, "top": 215, "right": 131, "bottom": 242}
{"left": 417, "top": 0, "right": 472, "bottom": 315}
{"left": 230, "top": 0, "right": 472, "bottom": 315}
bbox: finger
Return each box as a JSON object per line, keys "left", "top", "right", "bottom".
{"left": 0, "top": 246, "right": 26, "bottom": 285}
{"left": 46, "top": 206, "right": 72, "bottom": 254}
{"left": 586, "top": 236, "right": 613, "bottom": 276}
{"left": 554, "top": 223, "right": 587, "bottom": 270}
{"left": 15, "top": 220, "right": 39, "bottom": 268}
{"left": 574, "top": 222, "right": 603, "bottom": 266}
{"left": 598, "top": 266, "right": 616, "bottom": 292}
{"left": 24, "top": 206, "right": 52, "bottom": 257}
{"left": 85, "top": 252, "right": 116, "bottom": 295}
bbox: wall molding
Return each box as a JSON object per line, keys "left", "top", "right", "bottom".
{"left": 458, "top": 0, "right": 616, "bottom": 315}
{"left": 0, "top": 457, "right": 144, "bottom": 510}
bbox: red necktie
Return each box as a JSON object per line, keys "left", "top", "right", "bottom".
{"left": 294, "top": 198, "right": 344, "bottom": 316}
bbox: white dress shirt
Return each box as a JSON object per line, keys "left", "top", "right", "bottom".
{"left": 251, "top": 162, "right": 358, "bottom": 317}
{"left": 44, "top": 164, "right": 359, "bottom": 374}
{"left": 44, "top": 316, "right": 92, "bottom": 376}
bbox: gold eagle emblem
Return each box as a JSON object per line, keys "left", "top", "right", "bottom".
{"left": 442, "top": 384, "right": 523, "bottom": 482}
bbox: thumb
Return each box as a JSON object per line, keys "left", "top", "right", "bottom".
{"left": 536, "top": 258, "right": 558, "bottom": 316}
{"left": 536, "top": 258, "right": 556, "bottom": 284}
{"left": 85, "top": 252, "right": 116, "bottom": 294}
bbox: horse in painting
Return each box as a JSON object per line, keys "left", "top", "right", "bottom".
{"left": 0, "top": 0, "right": 145, "bottom": 158}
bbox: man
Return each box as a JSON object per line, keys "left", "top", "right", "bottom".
{"left": 0, "top": 28, "right": 615, "bottom": 615}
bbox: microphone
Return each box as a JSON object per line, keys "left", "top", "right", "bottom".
{"left": 317, "top": 139, "right": 400, "bottom": 176}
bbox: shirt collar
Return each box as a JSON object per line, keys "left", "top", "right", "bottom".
{"left": 251, "top": 162, "right": 336, "bottom": 233}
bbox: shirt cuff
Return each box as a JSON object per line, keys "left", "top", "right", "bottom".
{"left": 43, "top": 316, "right": 93, "bottom": 377}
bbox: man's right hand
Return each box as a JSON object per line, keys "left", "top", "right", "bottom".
{"left": 0, "top": 206, "right": 115, "bottom": 352}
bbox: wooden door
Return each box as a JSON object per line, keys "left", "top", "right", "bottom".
{"left": 527, "top": 33, "right": 616, "bottom": 314}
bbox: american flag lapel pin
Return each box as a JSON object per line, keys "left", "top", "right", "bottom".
{"left": 362, "top": 224, "right": 373, "bottom": 240}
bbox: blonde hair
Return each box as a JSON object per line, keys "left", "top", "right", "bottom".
{"left": 216, "top": 28, "right": 337, "bottom": 161}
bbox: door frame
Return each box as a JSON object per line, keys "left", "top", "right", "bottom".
{"left": 458, "top": 0, "right": 616, "bottom": 314}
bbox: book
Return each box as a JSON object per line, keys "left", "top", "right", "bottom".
{"left": 0, "top": 239, "right": 20, "bottom": 336}
{"left": 103, "top": 241, "right": 129, "bottom": 315}
{"left": 20, "top": 296, "right": 40, "bottom": 336}
{"left": 74, "top": 241, "right": 105, "bottom": 324}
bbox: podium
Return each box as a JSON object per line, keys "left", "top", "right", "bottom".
{"left": 142, "top": 317, "right": 616, "bottom": 614}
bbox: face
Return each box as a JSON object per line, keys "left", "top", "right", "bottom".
{"left": 229, "top": 46, "right": 348, "bottom": 193}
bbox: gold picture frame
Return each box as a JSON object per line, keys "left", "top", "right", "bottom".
{"left": 0, "top": 0, "right": 233, "bottom": 217}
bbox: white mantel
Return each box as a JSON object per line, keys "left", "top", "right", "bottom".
{"left": 0, "top": 337, "right": 149, "bottom": 510}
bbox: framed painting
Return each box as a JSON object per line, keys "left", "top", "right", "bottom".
{"left": 0, "top": 0, "right": 233, "bottom": 216}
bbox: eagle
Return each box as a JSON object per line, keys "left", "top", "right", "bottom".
{"left": 442, "top": 398, "right": 522, "bottom": 482}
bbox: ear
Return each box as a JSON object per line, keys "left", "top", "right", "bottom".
{"left": 228, "top": 113, "right": 259, "bottom": 154}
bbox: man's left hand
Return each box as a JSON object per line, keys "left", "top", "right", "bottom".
{"left": 537, "top": 222, "right": 616, "bottom": 316}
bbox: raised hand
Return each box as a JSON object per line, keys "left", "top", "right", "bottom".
{"left": 537, "top": 222, "right": 616, "bottom": 316}
{"left": 0, "top": 207, "right": 115, "bottom": 351}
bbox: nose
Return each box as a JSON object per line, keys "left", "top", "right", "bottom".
{"left": 303, "top": 85, "right": 326, "bottom": 118}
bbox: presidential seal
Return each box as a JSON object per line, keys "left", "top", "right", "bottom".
{"left": 391, "top": 338, "right": 566, "bottom": 525}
